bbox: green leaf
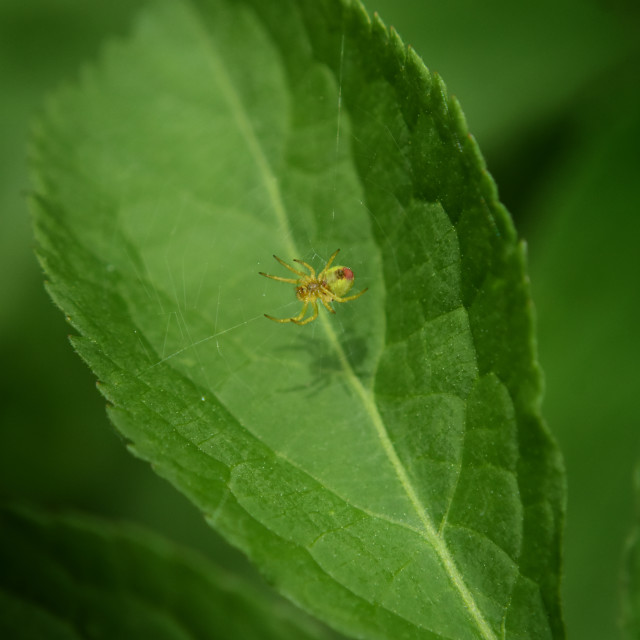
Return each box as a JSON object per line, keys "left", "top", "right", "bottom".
{"left": 30, "top": 0, "right": 565, "bottom": 638}
{"left": 527, "top": 71, "right": 640, "bottom": 640}
{"left": 363, "top": 0, "right": 636, "bottom": 152}
{"left": 622, "top": 466, "right": 640, "bottom": 639}
{"left": 0, "top": 506, "right": 333, "bottom": 639}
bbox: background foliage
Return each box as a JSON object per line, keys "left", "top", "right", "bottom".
{"left": 0, "top": 0, "right": 638, "bottom": 638}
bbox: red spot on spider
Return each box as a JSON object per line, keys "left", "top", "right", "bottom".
{"left": 342, "top": 267, "right": 354, "bottom": 280}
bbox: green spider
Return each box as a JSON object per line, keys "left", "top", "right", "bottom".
{"left": 259, "top": 249, "right": 368, "bottom": 326}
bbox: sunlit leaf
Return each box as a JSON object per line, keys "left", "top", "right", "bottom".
{"left": 31, "top": 0, "right": 565, "bottom": 637}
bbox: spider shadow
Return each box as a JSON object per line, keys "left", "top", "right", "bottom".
{"left": 275, "top": 326, "right": 371, "bottom": 394}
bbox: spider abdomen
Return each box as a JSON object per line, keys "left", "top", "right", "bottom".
{"left": 325, "top": 266, "right": 356, "bottom": 298}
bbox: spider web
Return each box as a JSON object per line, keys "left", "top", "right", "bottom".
{"left": 118, "top": 23, "right": 396, "bottom": 405}
{"left": 93, "top": 6, "right": 413, "bottom": 521}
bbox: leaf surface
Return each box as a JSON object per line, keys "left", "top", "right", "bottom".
{"left": 622, "top": 466, "right": 640, "bottom": 639}
{"left": 31, "top": 0, "right": 565, "bottom": 638}
{"left": 0, "top": 506, "right": 333, "bottom": 640}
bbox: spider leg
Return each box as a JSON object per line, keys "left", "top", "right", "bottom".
{"left": 265, "top": 301, "right": 309, "bottom": 323}
{"left": 293, "top": 300, "right": 319, "bottom": 325}
{"left": 272, "top": 254, "right": 307, "bottom": 277}
{"left": 320, "top": 298, "right": 336, "bottom": 314}
{"left": 317, "top": 249, "right": 340, "bottom": 280}
{"left": 292, "top": 258, "right": 316, "bottom": 277}
{"left": 332, "top": 287, "right": 369, "bottom": 302}
{"left": 259, "top": 272, "right": 299, "bottom": 284}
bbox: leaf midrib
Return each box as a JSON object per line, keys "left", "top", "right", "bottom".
{"left": 187, "top": 3, "right": 497, "bottom": 638}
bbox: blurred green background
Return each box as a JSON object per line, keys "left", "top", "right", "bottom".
{"left": 0, "top": 0, "right": 638, "bottom": 638}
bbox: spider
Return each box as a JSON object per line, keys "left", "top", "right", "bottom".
{"left": 259, "top": 249, "right": 368, "bottom": 325}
